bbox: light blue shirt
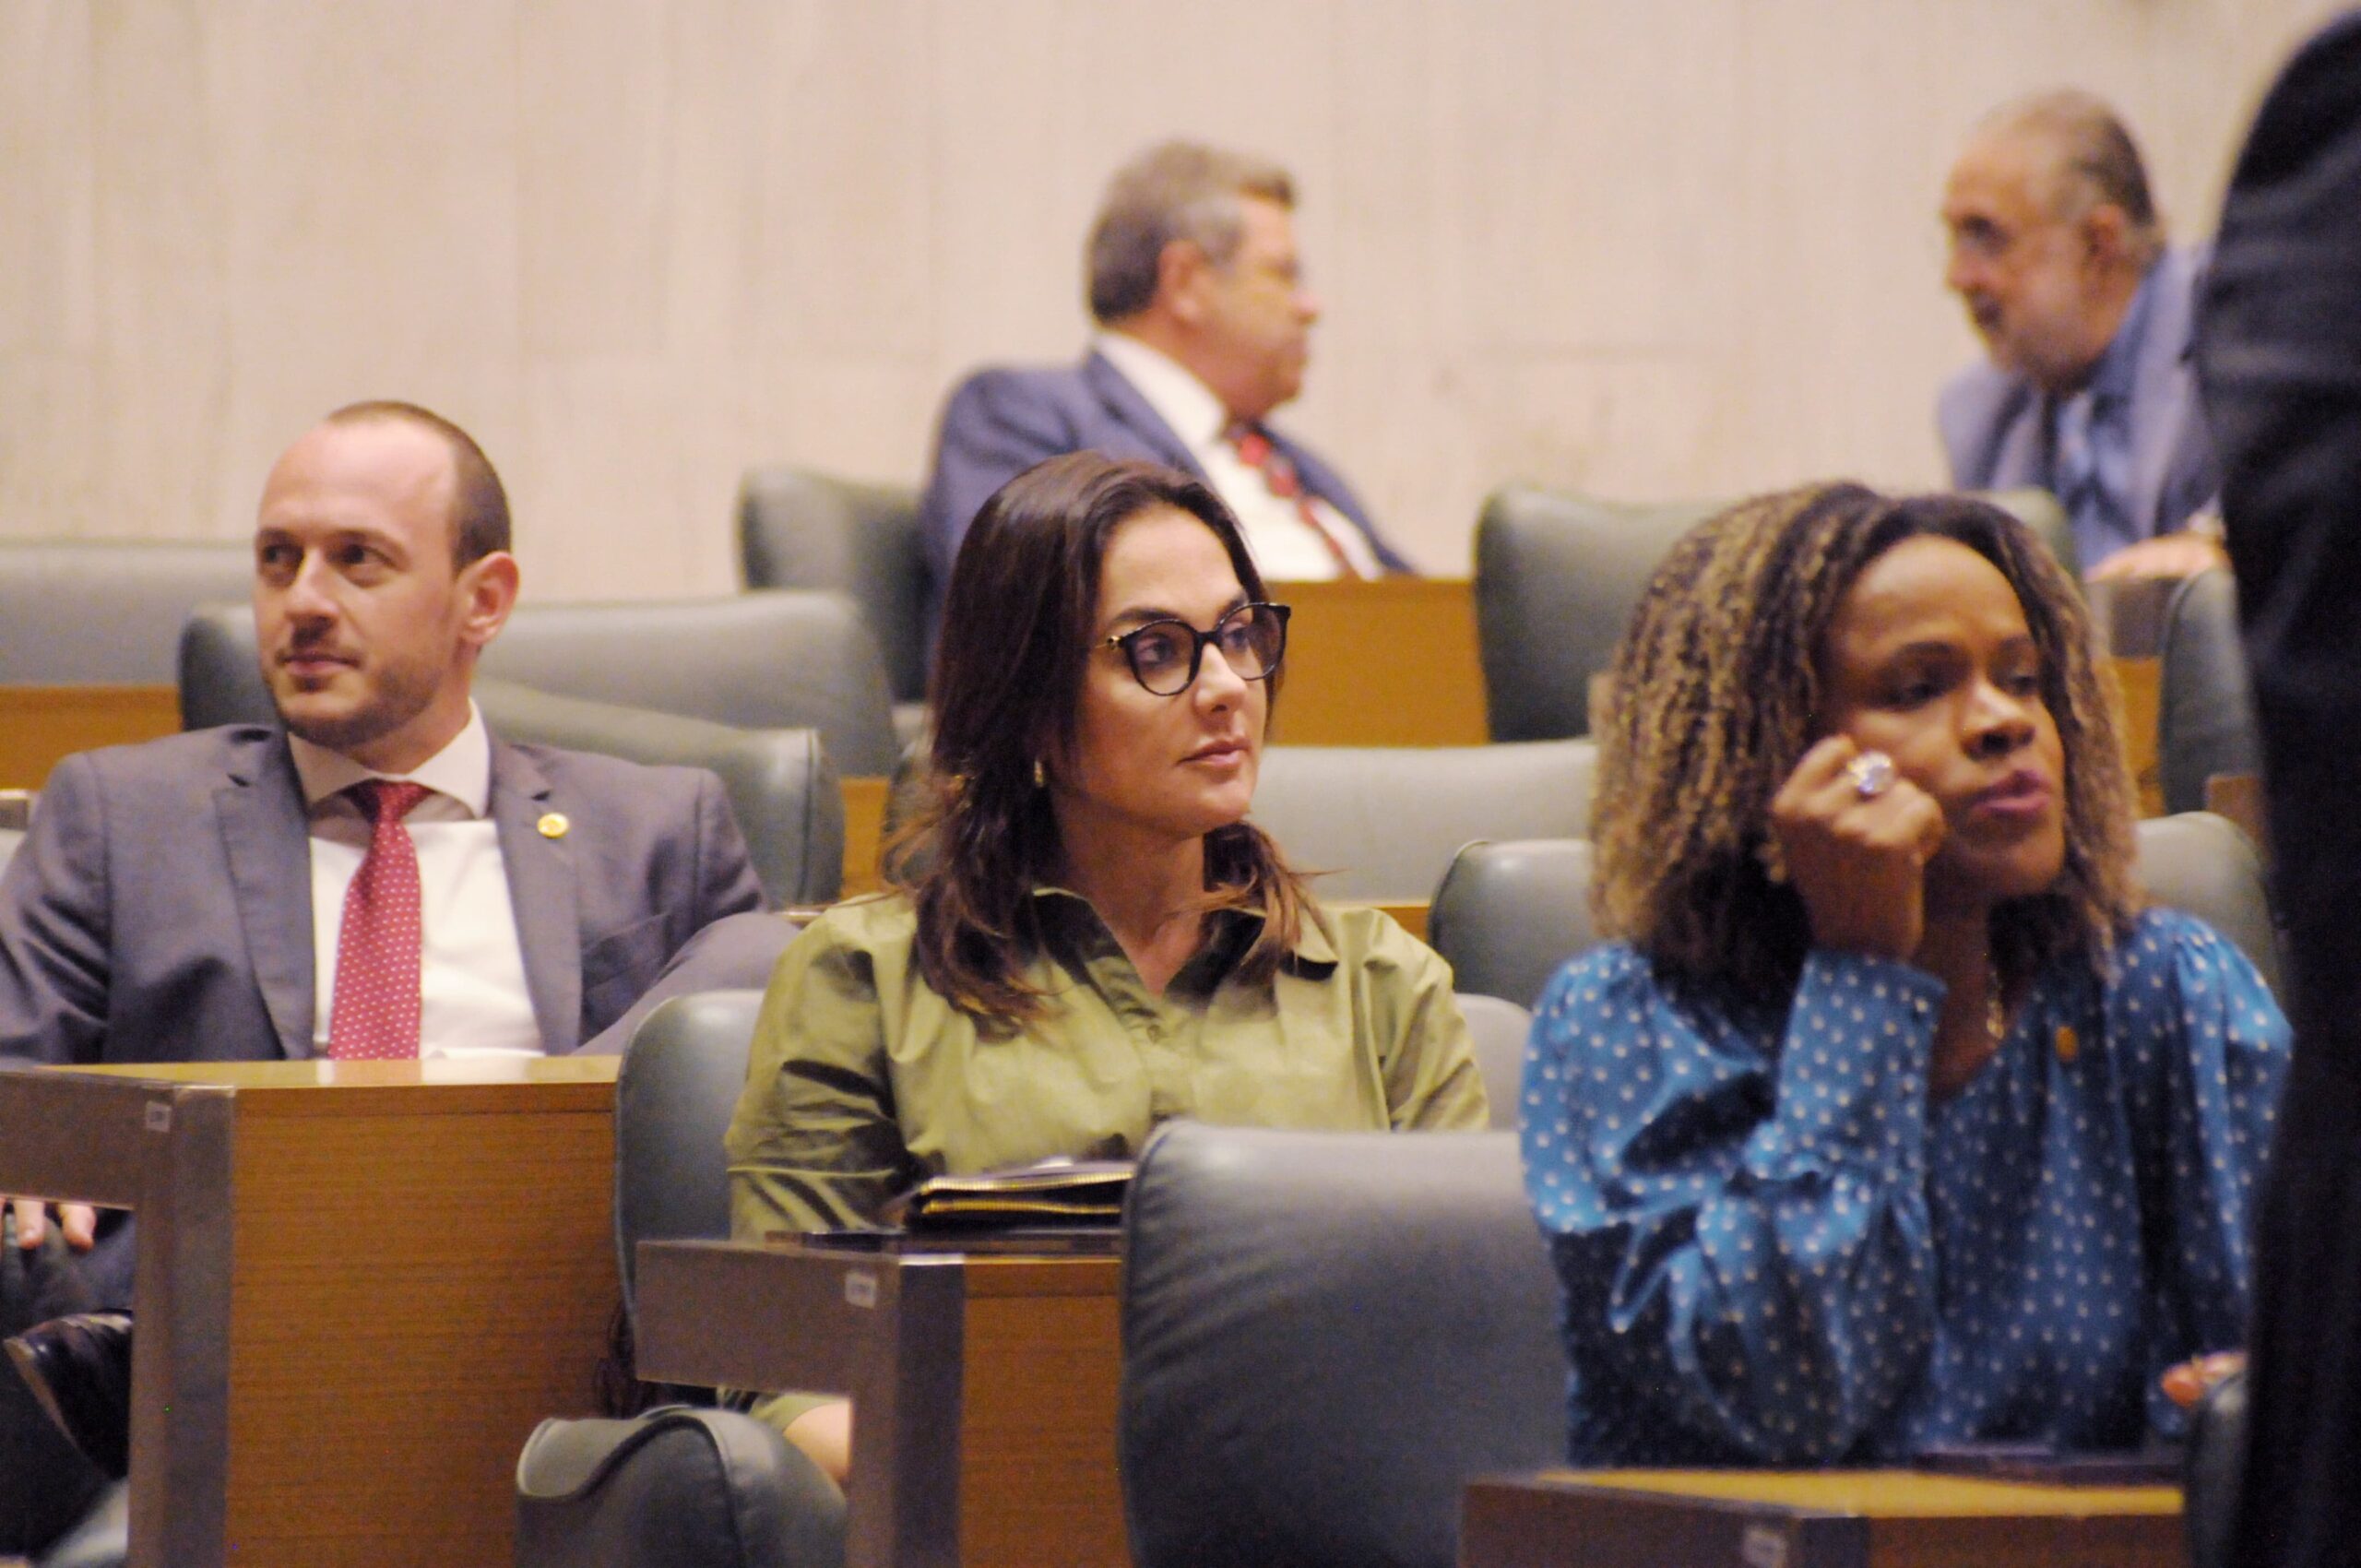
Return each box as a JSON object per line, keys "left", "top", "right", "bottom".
{"left": 2051, "top": 265, "right": 2163, "bottom": 565}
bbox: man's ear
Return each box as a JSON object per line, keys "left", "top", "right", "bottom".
{"left": 456, "top": 551, "right": 520, "bottom": 652}
{"left": 2079, "top": 202, "right": 2130, "bottom": 269}
{"left": 1157, "top": 239, "right": 1214, "bottom": 327}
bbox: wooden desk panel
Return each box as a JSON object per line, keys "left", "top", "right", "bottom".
{"left": 0, "top": 683, "right": 180, "bottom": 787}
{"left": 1273, "top": 578, "right": 1488, "bottom": 747}
{"left": 2112, "top": 655, "right": 2164, "bottom": 818}
{"left": 842, "top": 775, "right": 890, "bottom": 897}
{"left": 958, "top": 1265, "right": 1128, "bottom": 1568}
{"left": 0, "top": 1059, "right": 618, "bottom": 1568}
{"left": 1463, "top": 1468, "right": 2181, "bottom": 1568}
{"left": 636, "top": 1241, "right": 1129, "bottom": 1568}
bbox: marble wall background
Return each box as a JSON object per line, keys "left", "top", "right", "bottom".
{"left": 0, "top": 0, "right": 2343, "bottom": 599}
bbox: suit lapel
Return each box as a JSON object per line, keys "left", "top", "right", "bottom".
{"left": 1081, "top": 350, "right": 1208, "bottom": 478}
{"left": 216, "top": 731, "right": 316, "bottom": 1059}
{"left": 490, "top": 741, "right": 579, "bottom": 1052}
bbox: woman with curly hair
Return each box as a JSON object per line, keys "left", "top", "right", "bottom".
{"left": 729, "top": 451, "right": 1487, "bottom": 1479}
{"left": 1521, "top": 482, "right": 2287, "bottom": 1466}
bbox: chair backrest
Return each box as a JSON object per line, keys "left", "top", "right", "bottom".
{"left": 1455, "top": 993, "right": 1533, "bottom": 1131}
{"left": 1120, "top": 1123, "right": 1565, "bottom": 1568}
{"left": 1473, "top": 489, "right": 1716, "bottom": 742}
{"left": 1430, "top": 838, "right": 1598, "bottom": 1008}
{"left": 613, "top": 990, "right": 765, "bottom": 1321}
{"left": 2135, "top": 812, "right": 2282, "bottom": 996}
{"left": 1471, "top": 486, "right": 2075, "bottom": 742}
{"left": 1432, "top": 814, "right": 2281, "bottom": 1010}
{"left": 2156, "top": 567, "right": 2260, "bottom": 815}
{"left": 179, "top": 589, "right": 902, "bottom": 778}
{"left": 474, "top": 681, "right": 844, "bottom": 907}
{"left": 737, "top": 468, "right": 929, "bottom": 707}
{"left": 1251, "top": 740, "right": 1596, "bottom": 902}
{"left": 0, "top": 540, "right": 252, "bottom": 683}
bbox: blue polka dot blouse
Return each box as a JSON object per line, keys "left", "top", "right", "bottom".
{"left": 1519, "top": 907, "right": 2288, "bottom": 1466}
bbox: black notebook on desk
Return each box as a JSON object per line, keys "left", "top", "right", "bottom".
{"left": 884, "top": 1156, "right": 1133, "bottom": 1231}
{"left": 770, "top": 1156, "right": 1134, "bottom": 1256}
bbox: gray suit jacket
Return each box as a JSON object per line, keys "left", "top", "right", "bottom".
{"left": 0, "top": 725, "right": 765, "bottom": 1065}
{"left": 918, "top": 350, "right": 1410, "bottom": 607}
{"left": 1938, "top": 246, "right": 2219, "bottom": 562}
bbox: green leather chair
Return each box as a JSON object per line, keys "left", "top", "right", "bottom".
{"left": 737, "top": 469, "right": 929, "bottom": 743}
{"left": 1471, "top": 485, "right": 2075, "bottom": 742}
{"left": 1430, "top": 811, "right": 2281, "bottom": 1010}
{"left": 178, "top": 589, "right": 901, "bottom": 779}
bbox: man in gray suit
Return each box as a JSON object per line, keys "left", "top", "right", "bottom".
{"left": 1937, "top": 90, "right": 2225, "bottom": 581}
{"left": 0, "top": 400, "right": 762, "bottom": 1553}
{"left": 919, "top": 140, "right": 1410, "bottom": 638}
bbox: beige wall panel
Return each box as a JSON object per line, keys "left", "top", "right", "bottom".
{"left": 747, "top": 0, "right": 933, "bottom": 360}
{"left": 924, "top": 0, "right": 1096, "bottom": 372}
{"left": 516, "top": 355, "right": 707, "bottom": 600}
{"left": 4, "top": 0, "right": 2356, "bottom": 596}
{"left": 518, "top": 0, "right": 673, "bottom": 357}
{"left": 740, "top": 355, "right": 944, "bottom": 493}
{"left": 206, "top": 0, "right": 524, "bottom": 539}
{"left": 0, "top": 356, "right": 102, "bottom": 536}
{"left": 88, "top": 0, "right": 236, "bottom": 538}
{"left": 0, "top": 3, "right": 94, "bottom": 356}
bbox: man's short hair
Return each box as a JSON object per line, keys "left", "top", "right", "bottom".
{"left": 323, "top": 399, "right": 511, "bottom": 565}
{"left": 1086, "top": 141, "right": 1296, "bottom": 325}
{"left": 1982, "top": 89, "right": 2165, "bottom": 267}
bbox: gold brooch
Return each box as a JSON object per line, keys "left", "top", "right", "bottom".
{"left": 537, "top": 812, "right": 570, "bottom": 839}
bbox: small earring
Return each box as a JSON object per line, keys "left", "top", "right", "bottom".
{"left": 1033, "top": 758, "right": 1046, "bottom": 789}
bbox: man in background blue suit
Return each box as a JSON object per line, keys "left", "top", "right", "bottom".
{"left": 1937, "top": 90, "right": 2225, "bottom": 582}
{"left": 919, "top": 140, "right": 1410, "bottom": 633}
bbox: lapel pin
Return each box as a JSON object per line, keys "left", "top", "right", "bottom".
{"left": 538, "top": 812, "right": 570, "bottom": 840}
{"left": 2054, "top": 1025, "right": 2078, "bottom": 1064}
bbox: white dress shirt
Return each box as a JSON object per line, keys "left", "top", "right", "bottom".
{"left": 291, "top": 705, "right": 542, "bottom": 1059}
{"left": 1093, "top": 331, "right": 1380, "bottom": 580}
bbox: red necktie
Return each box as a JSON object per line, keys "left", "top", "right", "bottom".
{"left": 1226, "top": 424, "right": 1373, "bottom": 580}
{"left": 327, "top": 779, "right": 433, "bottom": 1061}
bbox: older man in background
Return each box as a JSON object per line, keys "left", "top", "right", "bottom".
{"left": 919, "top": 139, "right": 1409, "bottom": 632}
{"left": 1939, "top": 89, "right": 2224, "bottom": 581}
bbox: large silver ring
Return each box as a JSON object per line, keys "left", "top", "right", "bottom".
{"left": 1845, "top": 751, "right": 1896, "bottom": 800}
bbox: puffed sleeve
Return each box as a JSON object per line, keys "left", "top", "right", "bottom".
{"left": 1521, "top": 943, "right": 1945, "bottom": 1463}
{"left": 722, "top": 913, "right": 921, "bottom": 1240}
{"left": 2108, "top": 910, "right": 2290, "bottom": 1431}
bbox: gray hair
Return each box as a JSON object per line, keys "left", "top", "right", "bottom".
{"left": 1981, "top": 89, "right": 2165, "bottom": 268}
{"left": 1085, "top": 141, "right": 1296, "bottom": 324}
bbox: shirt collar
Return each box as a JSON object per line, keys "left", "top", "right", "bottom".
{"left": 289, "top": 702, "right": 493, "bottom": 817}
{"left": 1093, "top": 330, "right": 1233, "bottom": 450}
{"left": 2085, "top": 261, "right": 2161, "bottom": 408}
{"left": 1026, "top": 884, "right": 1340, "bottom": 973}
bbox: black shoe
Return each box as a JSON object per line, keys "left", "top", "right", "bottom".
{"left": 4, "top": 1312, "right": 131, "bottom": 1480}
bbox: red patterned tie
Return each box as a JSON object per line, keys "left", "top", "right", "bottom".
{"left": 1226, "top": 423, "right": 1372, "bottom": 580}
{"left": 327, "top": 779, "right": 433, "bottom": 1061}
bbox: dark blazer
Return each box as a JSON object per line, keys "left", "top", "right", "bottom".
{"left": 0, "top": 725, "right": 765, "bottom": 1064}
{"left": 918, "top": 349, "right": 1411, "bottom": 600}
{"left": 1937, "top": 246, "right": 2219, "bottom": 564}
{"left": 2197, "top": 17, "right": 2361, "bottom": 1567}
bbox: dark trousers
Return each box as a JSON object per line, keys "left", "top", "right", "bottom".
{"left": 0, "top": 1210, "right": 130, "bottom": 1557}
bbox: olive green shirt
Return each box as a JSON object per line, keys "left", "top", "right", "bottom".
{"left": 726, "top": 888, "right": 1489, "bottom": 1247}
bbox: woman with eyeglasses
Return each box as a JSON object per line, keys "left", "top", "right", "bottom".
{"left": 727, "top": 451, "right": 1488, "bottom": 1479}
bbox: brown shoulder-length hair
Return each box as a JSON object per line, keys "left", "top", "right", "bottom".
{"left": 886, "top": 451, "right": 1316, "bottom": 1027}
{"left": 1590, "top": 481, "right": 2142, "bottom": 1007}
